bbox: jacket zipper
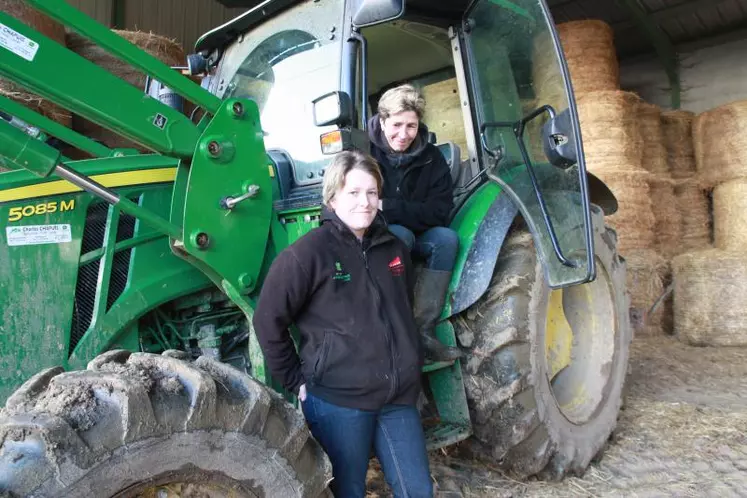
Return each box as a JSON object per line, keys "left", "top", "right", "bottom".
{"left": 361, "top": 244, "right": 399, "bottom": 402}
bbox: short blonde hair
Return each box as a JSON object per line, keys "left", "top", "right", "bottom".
{"left": 322, "top": 151, "right": 383, "bottom": 206}
{"left": 377, "top": 84, "right": 426, "bottom": 120}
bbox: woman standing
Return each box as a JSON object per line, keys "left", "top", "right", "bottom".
{"left": 368, "top": 84, "right": 462, "bottom": 362}
{"left": 253, "top": 151, "right": 433, "bottom": 498}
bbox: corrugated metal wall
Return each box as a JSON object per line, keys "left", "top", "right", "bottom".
{"left": 69, "top": 0, "right": 247, "bottom": 52}
{"left": 621, "top": 38, "right": 747, "bottom": 113}
{"left": 69, "top": 0, "right": 113, "bottom": 25}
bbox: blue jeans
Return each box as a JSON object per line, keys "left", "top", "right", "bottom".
{"left": 389, "top": 225, "right": 459, "bottom": 272}
{"left": 302, "top": 393, "right": 433, "bottom": 498}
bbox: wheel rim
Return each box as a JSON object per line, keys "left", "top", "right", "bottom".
{"left": 544, "top": 258, "right": 617, "bottom": 425}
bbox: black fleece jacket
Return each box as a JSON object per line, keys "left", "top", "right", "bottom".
{"left": 252, "top": 209, "right": 423, "bottom": 410}
{"left": 369, "top": 115, "right": 454, "bottom": 232}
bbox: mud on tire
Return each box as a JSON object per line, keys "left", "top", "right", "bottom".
{"left": 0, "top": 351, "right": 331, "bottom": 497}
{"left": 453, "top": 206, "right": 631, "bottom": 479}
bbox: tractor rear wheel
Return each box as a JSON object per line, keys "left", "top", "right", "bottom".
{"left": 0, "top": 351, "right": 331, "bottom": 497}
{"left": 453, "top": 206, "right": 630, "bottom": 479}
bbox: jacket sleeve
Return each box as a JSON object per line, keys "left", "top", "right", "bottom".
{"left": 251, "top": 248, "right": 312, "bottom": 394}
{"left": 382, "top": 150, "right": 454, "bottom": 231}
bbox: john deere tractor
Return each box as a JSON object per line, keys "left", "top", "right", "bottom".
{"left": 0, "top": 0, "right": 630, "bottom": 495}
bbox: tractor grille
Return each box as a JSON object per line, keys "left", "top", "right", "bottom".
{"left": 70, "top": 200, "right": 138, "bottom": 356}
{"left": 107, "top": 211, "right": 136, "bottom": 310}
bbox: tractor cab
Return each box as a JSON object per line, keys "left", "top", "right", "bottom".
{"left": 199, "top": 0, "right": 595, "bottom": 288}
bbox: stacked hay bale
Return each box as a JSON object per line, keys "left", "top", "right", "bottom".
{"left": 638, "top": 102, "right": 682, "bottom": 261}
{"left": 66, "top": 31, "right": 186, "bottom": 151}
{"left": 662, "top": 110, "right": 697, "bottom": 179}
{"left": 672, "top": 250, "right": 747, "bottom": 346}
{"left": 661, "top": 110, "right": 711, "bottom": 253}
{"left": 0, "top": 1, "right": 71, "bottom": 171}
{"left": 575, "top": 91, "right": 655, "bottom": 256}
{"left": 625, "top": 250, "right": 670, "bottom": 336}
{"left": 671, "top": 100, "right": 747, "bottom": 346}
{"left": 556, "top": 20, "right": 619, "bottom": 94}
{"left": 694, "top": 100, "right": 747, "bottom": 251}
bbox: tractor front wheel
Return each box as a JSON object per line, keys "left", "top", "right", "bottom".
{"left": 453, "top": 206, "right": 630, "bottom": 479}
{"left": 0, "top": 351, "right": 331, "bottom": 497}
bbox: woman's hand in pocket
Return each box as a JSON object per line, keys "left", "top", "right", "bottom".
{"left": 299, "top": 383, "right": 307, "bottom": 402}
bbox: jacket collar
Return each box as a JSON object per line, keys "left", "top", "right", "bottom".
{"left": 321, "top": 206, "right": 394, "bottom": 248}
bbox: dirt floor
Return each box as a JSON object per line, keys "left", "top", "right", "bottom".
{"left": 366, "top": 337, "right": 747, "bottom": 497}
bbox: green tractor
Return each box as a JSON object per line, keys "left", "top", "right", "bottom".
{"left": 0, "top": 0, "right": 630, "bottom": 495}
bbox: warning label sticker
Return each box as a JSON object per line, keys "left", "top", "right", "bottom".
{"left": 0, "top": 23, "right": 39, "bottom": 62}
{"left": 6, "top": 224, "right": 72, "bottom": 247}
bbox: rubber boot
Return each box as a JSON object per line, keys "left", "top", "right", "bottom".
{"left": 413, "top": 269, "right": 464, "bottom": 362}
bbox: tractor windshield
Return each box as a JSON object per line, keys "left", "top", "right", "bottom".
{"left": 463, "top": 0, "right": 594, "bottom": 287}
{"left": 219, "top": 0, "right": 344, "bottom": 186}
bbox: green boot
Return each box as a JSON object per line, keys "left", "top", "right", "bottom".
{"left": 413, "top": 269, "right": 464, "bottom": 362}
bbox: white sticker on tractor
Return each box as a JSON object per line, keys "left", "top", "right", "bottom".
{"left": 0, "top": 23, "right": 39, "bottom": 62}
{"left": 6, "top": 224, "right": 72, "bottom": 246}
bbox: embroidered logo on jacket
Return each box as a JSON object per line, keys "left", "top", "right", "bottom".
{"left": 333, "top": 261, "right": 351, "bottom": 282}
{"left": 388, "top": 256, "right": 405, "bottom": 276}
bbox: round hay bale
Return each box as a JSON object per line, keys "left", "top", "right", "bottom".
{"left": 638, "top": 102, "right": 668, "bottom": 174}
{"left": 674, "top": 177, "right": 711, "bottom": 253}
{"left": 693, "top": 100, "right": 747, "bottom": 187}
{"left": 0, "top": 0, "right": 70, "bottom": 126}
{"left": 67, "top": 30, "right": 185, "bottom": 89}
{"left": 576, "top": 91, "right": 643, "bottom": 174}
{"left": 672, "top": 249, "right": 747, "bottom": 346}
{"left": 713, "top": 178, "right": 747, "bottom": 251}
{"left": 1, "top": 0, "right": 65, "bottom": 42}
{"left": 661, "top": 110, "right": 696, "bottom": 179}
{"left": 557, "top": 20, "right": 618, "bottom": 94}
{"left": 593, "top": 169, "right": 655, "bottom": 253}
{"left": 625, "top": 249, "right": 669, "bottom": 337}
{"left": 66, "top": 30, "right": 186, "bottom": 150}
{"left": 649, "top": 174, "right": 682, "bottom": 259}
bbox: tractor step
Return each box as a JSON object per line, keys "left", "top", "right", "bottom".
{"left": 422, "top": 359, "right": 456, "bottom": 373}
{"left": 424, "top": 421, "right": 471, "bottom": 449}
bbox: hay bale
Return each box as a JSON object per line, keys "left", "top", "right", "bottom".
{"left": 661, "top": 110, "right": 696, "bottom": 179}
{"left": 625, "top": 249, "right": 669, "bottom": 337}
{"left": 533, "top": 21, "right": 618, "bottom": 106}
{"left": 638, "top": 102, "right": 667, "bottom": 174}
{"left": 66, "top": 30, "right": 186, "bottom": 150}
{"left": 576, "top": 91, "right": 643, "bottom": 174}
{"left": 557, "top": 21, "right": 618, "bottom": 94}
{"left": 674, "top": 178, "right": 711, "bottom": 253}
{"left": 713, "top": 178, "right": 747, "bottom": 251}
{"left": 672, "top": 249, "right": 747, "bottom": 346}
{"left": 693, "top": 100, "right": 747, "bottom": 187}
{"left": 593, "top": 170, "right": 655, "bottom": 253}
{"left": 649, "top": 174, "right": 682, "bottom": 259}
{"left": 0, "top": 0, "right": 70, "bottom": 126}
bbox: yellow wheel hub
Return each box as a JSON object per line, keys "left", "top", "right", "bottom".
{"left": 545, "top": 289, "right": 573, "bottom": 380}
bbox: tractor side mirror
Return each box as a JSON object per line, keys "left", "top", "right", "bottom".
{"left": 351, "top": 0, "right": 405, "bottom": 28}
{"left": 541, "top": 108, "right": 577, "bottom": 169}
{"left": 312, "top": 91, "right": 354, "bottom": 127}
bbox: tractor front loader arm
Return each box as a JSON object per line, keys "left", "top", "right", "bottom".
{"left": 0, "top": 2, "right": 273, "bottom": 325}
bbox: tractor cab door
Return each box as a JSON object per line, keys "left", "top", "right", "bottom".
{"left": 459, "top": 0, "right": 594, "bottom": 287}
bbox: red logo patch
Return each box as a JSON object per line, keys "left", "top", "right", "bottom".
{"left": 388, "top": 256, "right": 405, "bottom": 276}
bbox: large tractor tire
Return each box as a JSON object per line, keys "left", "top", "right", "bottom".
{"left": 0, "top": 351, "right": 331, "bottom": 497}
{"left": 453, "top": 206, "right": 630, "bottom": 479}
